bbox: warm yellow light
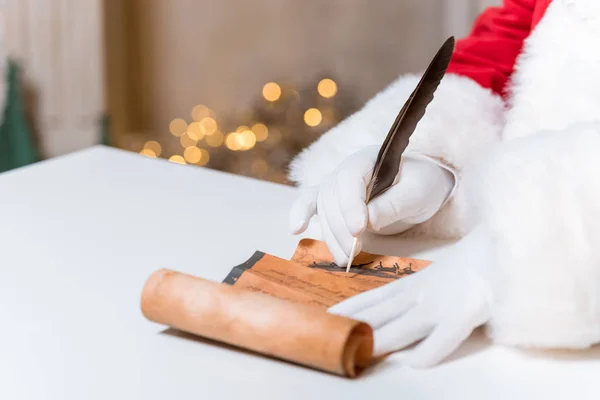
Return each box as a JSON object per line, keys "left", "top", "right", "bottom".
{"left": 236, "top": 130, "right": 256, "bottom": 150}
{"left": 318, "top": 78, "right": 337, "bottom": 98}
{"left": 304, "top": 108, "right": 322, "bottom": 127}
{"left": 200, "top": 117, "right": 218, "bottom": 135}
{"left": 225, "top": 133, "right": 241, "bottom": 151}
{"left": 192, "top": 104, "right": 212, "bottom": 122}
{"left": 206, "top": 130, "right": 224, "bottom": 147}
{"left": 140, "top": 148, "right": 157, "bottom": 158}
{"left": 236, "top": 125, "right": 250, "bottom": 133}
{"left": 262, "top": 82, "right": 281, "bottom": 102}
{"left": 187, "top": 122, "right": 205, "bottom": 141}
{"left": 183, "top": 146, "right": 202, "bottom": 163}
{"left": 251, "top": 123, "right": 269, "bottom": 142}
{"left": 169, "top": 118, "right": 188, "bottom": 137}
{"left": 251, "top": 159, "right": 269, "bottom": 176}
{"left": 198, "top": 149, "right": 210, "bottom": 166}
{"left": 143, "top": 140, "right": 162, "bottom": 156}
{"left": 169, "top": 155, "right": 186, "bottom": 164}
{"left": 180, "top": 133, "right": 198, "bottom": 148}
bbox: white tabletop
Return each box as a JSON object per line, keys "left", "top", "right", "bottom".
{"left": 1, "top": 146, "right": 599, "bottom": 399}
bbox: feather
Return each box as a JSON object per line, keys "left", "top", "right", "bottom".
{"left": 346, "top": 37, "right": 455, "bottom": 273}
{"left": 366, "top": 36, "right": 455, "bottom": 201}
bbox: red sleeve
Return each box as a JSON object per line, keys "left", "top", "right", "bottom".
{"left": 447, "top": 0, "right": 536, "bottom": 97}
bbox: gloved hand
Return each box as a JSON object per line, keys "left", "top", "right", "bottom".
{"left": 329, "top": 227, "right": 492, "bottom": 368}
{"left": 289, "top": 145, "right": 456, "bottom": 266}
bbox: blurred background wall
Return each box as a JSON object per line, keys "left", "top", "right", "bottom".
{"left": 3, "top": 0, "right": 501, "bottom": 182}
{"left": 4, "top": 0, "right": 104, "bottom": 158}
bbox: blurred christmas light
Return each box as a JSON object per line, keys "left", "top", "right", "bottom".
{"left": 154, "top": 74, "right": 349, "bottom": 185}
{"left": 318, "top": 78, "right": 337, "bottom": 98}
{"left": 184, "top": 146, "right": 203, "bottom": 163}
{"left": 169, "top": 155, "right": 186, "bottom": 164}
{"left": 180, "top": 133, "right": 198, "bottom": 148}
{"left": 262, "top": 82, "right": 281, "bottom": 102}
{"left": 169, "top": 118, "right": 188, "bottom": 137}
{"left": 198, "top": 149, "right": 210, "bottom": 166}
{"left": 237, "top": 130, "right": 257, "bottom": 150}
{"left": 200, "top": 117, "right": 218, "bottom": 135}
{"left": 206, "top": 130, "right": 224, "bottom": 147}
{"left": 187, "top": 122, "right": 205, "bottom": 141}
{"left": 192, "top": 104, "right": 213, "bottom": 122}
{"left": 304, "top": 108, "right": 322, "bottom": 127}
{"left": 143, "top": 140, "right": 162, "bottom": 156}
{"left": 140, "top": 148, "right": 157, "bottom": 158}
{"left": 252, "top": 123, "right": 269, "bottom": 142}
{"left": 225, "top": 133, "right": 241, "bottom": 151}
{"left": 251, "top": 158, "right": 269, "bottom": 176}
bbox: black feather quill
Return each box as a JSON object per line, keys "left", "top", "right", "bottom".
{"left": 346, "top": 37, "right": 455, "bottom": 273}
{"left": 366, "top": 36, "right": 455, "bottom": 201}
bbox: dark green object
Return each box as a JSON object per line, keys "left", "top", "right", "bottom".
{"left": 100, "top": 113, "right": 111, "bottom": 146}
{"left": 0, "top": 60, "right": 39, "bottom": 172}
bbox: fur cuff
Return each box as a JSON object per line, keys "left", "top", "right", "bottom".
{"left": 466, "top": 123, "right": 600, "bottom": 349}
{"left": 289, "top": 73, "right": 505, "bottom": 238}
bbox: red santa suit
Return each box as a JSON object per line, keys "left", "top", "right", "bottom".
{"left": 290, "top": 0, "right": 600, "bottom": 351}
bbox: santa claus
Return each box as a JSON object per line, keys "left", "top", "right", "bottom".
{"left": 288, "top": 0, "right": 600, "bottom": 368}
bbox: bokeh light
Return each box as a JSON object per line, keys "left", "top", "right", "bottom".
{"left": 206, "top": 130, "right": 224, "bottom": 147}
{"left": 180, "top": 133, "right": 198, "bottom": 148}
{"left": 317, "top": 78, "right": 337, "bottom": 98}
{"left": 169, "top": 118, "right": 188, "bottom": 137}
{"left": 198, "top": 149, "right": 210, "bottom": 166}
{"left": 304, "top": 108, "right": 322, "bottom": 127}
{"left": 200, "top": 117, "right": 218, "bottom": 135}
{"left": 184, "top": 146, "right": 203, "bottom": 163}
{"left": 169, "top": 155, "right": 186, "bottom": 164}
{"left": 192, "top": 104, "right": 213, "bottom": 122}
{"left": 187, "top": 122, "right": 205, "bottom": 141}
{"left": 143, "top": 140, "right": 162, "bottom": 156}
{"left": 252, "top": 123, "right": 269, "bottom": 142}
{"left": 160, "top": 76, "right": 344, "bottom": 185}
{"left": 225, "top": 133, "right": 241, "bottom": 151}
{"left": 139, "top": 148, "right": 156, "bottom": 158}
{"left": 262, "top": 82, "right": 281, "bottom": 102}
{"left": 237, "top": 130, "right": 257, "bottom": 150}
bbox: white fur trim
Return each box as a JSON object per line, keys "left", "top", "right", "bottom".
{"left": 503, "top": 0, "right": 600, "bottom": 140}
{"left": 464, "top": 123, "right": 600, "bottom": 349}
{"left": 288, "top": 73, "right": 504, "bottom": 238}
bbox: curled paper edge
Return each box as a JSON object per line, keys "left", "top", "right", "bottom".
{"left": 141, "top": 268, "right": 374, "bottom": 377}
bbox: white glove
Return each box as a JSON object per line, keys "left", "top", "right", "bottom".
{"left": 329, "top": 227, "right": 492, "bottom": 368}
{"left": 289, "top": 145, "right": 456, "bottom": 266}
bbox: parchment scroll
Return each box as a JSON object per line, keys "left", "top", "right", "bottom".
{"left": 140, "top": 239, "right": 430, "bottom": 377}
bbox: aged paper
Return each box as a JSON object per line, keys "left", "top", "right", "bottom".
{"left": 224, "top": 239, "right": 431, "bottom": 307}
{"left": 142, "top": 269, "right": 373, "bottom": 377}
{"left": 141, "top": 239, "right": 430, "bottom": 377}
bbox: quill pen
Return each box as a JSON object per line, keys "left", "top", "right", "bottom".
{"left": 345, "top": 36, "right": 455, "bottom": 273}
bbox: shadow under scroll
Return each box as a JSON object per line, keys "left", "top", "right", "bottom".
{"left": 159, "top": 328, "right": 353, "bottom": 380}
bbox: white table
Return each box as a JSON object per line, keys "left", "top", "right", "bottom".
{"left": 1, "top": 146, "right": 599, "bottom": 399}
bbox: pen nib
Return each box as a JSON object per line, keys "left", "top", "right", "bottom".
{"left": 345, "top": 237, "right": 359, "bottom": 273}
